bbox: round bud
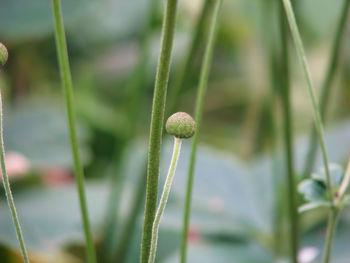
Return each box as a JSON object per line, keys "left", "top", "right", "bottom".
{"left": 166, "top": 112, "right": 196, "bottom": 139}
{"left": 0, "top": 43, "right": 8, "bottom": 66}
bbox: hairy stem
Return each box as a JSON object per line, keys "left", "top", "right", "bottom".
{"left": 281, "top": 0, "right": 334, "bottom": 203}
{"left": 51, "top": 1, "right": 97, "bottom": 262}
{"left": 140, "top": 0, "right": 179, "bottom": 261}
{"left": 0, "top": 92, "right": 30, "bottom": 263}
{"left": 148, "top": 137, "right": 182, "bottom": 263}
{"left": 180, "top": 1, "right": 223, "bottom": 262}
{"left": 303, "top": 0, "right": 350, "bottom": 177}
{"left": 104, "top": 1, "right": 160, "bottom": 261}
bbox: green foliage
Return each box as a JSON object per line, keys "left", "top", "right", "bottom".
{"left": 298, "top": 163, "right": 348, "bottom": 213}
{"left": 298, "top": 179, "right": 327, "bottom": 202}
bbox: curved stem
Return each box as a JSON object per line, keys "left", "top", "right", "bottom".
{"left": 0, "top": 92, "right": 30, "bottom": 263}
{"left": 148, "top": 137, "right": 182, "bottom": 263}
{"left": 51, "top": 1, "right": 97, "bottom": 262}
{"left": 140, "top": 0, "right": 179, "bottom": 261}
{"left": 180, "top": 1, "right": 223, "bottom": 262}
{"left": 322, "top": 209, "right": 340, "bottom": 263}
{"left": 302, "top": 0, "right": 350, "bottom": 177}
{"left": 281, "top": 0, "right": 334, "bottom": 204}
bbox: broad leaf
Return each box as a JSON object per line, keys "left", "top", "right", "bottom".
{"left": 298, "top": 179, "right": 326, "bottom": 202}
{"left": 311, "top": 163, "right": 344, "bottom": 189}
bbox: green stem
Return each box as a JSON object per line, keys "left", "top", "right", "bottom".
{"left": 51, "top": 1, "right": 97, "bottom": 263}
{"left": 338, "top": 159, "right": 350, "bottom": 198}
{"left": 322, "top": 209, "right": 340, "bottom": 263}
{"left": 148, "top": 137, "right": 182, "bottom": 263}
{"left": 180, "top": 1, "right": 223, "bottom": 262}
{"left": 302, "top": 0, "right": 350, "bottom": 177}
{"left": 140, "top": 0, "right": 179, "bottom": 261}
{"left": 281, "top": 0, "right": 334, "bottom": 204}
{"left": 167, "top": 0, "right": 214, "bottom": 115}
{"left": 104, "top": 1, "right": 160, "bottom": 261}
{"left": 0, "top": 92, "right": 30, "bottom": 263}
{"left": 278, "top": 3, "right": 298, "bottom": 262}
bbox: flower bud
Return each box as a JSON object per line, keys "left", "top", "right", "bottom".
{"left": 0, "top": 43, "right": 8, "bottom": 66}
{"left": 166, "top": 112, "right": 196, "bottom": 139}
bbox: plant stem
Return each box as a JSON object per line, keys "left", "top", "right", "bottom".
{"left": 0, "top": 92, "right": 30, "bottom": 263}
{"left": 338, "top": 159, "right": 350, "bottom": 198}
{"left": 281, "top": 0, "right": 334, "bottom": 204}
{"left": 322, "top": 208, "right": 340, "bottom": 263}
{"left": 278, "top": 2, "right": 298, "bottom": 262}
{"left": 140, "top": 0, "right": 179, "bottom": 261}
{"left": 180, "top": 1, "right": 223, "bottom": 262}
{"left": 148, "top": 137, "right": 182, "bottom": 263}
{"left": 104, "top": 1, "right": 160, "bottom": 261}
{"left": 167, "top": 0, "right": 214, "bottom": 115}
{"left": 302, "top": 0, "right": 350, "bottom": 177}
{"left": 51, "top": 1, "right": 97, "bottom": 262}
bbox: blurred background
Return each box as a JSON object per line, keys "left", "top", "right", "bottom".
{"left": 0, "top": 0, "right": 350, "bottom": 262}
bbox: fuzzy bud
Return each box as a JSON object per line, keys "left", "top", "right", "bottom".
{"left": 166, "top": 112, "right": 196, "bottom": 139}
{"left": 0, "top": 43, "right": 8, "bottom": 66}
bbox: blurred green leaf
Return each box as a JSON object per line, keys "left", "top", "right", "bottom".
{"left": 298, "top": 179, "right": 326, "bottom": 202}
{"left": 4, "top": 99, "right": 90, "bottom": 169}
{"left": 0, "top": 183, "right": 108, "bottom": 252}
{"left": 164, "top": 242, "right": 272, "bottom": 263}
{"left": 0, "top": 0, "right": 148, "bottom": 42}
{"left": 311, "top": 163, "right": 344, "bottom": 189}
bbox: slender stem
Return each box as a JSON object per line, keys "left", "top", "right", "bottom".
{"left": 0, "top": 92, "right": 30, "bottom": 263}
{"left": 51, "top": 1, "right": 97, "bottom": 262}
{"left": 322, "top": 209, "right": 340, "bottom": 263}
{"left": 148, "top": 137, "right": 182, "bottom": 263}
{"left": 281, "top": 0, "right": 334, "bottom": 204}
{"left": 262, "top": 0, "right": 283, "bottom": 256}
{"left": 140, "top": 0, "right": 179, "bottom": 261}
{"left": 166, "top": 0, "right": 214, "bottom": 115}
{"left": 180, "top": 1, "right": 223, "bottom": 262}
{"left": 302, "top": 0, "right": 350, "bottom": 177}
{"left": 278, "top": 3, "right": 299, "bottom": 262}
{"left": 104, "top": 1, "right": 160, "bottom": 261}
{"left": 337, "top": 158, "right": 350, "bottom": 199}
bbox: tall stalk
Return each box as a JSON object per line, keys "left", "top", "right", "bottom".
{"left": 51, "top": 1, "right": 97, "bottom": 263}
{"left": 103, "top": 1, "right": 160, "bottom": 262}
{"left": 281, "top": 0, "right": 334, "bottom": 203}
{"left": 262, "top": 0, "right": 283, "bottom": 256}
{"left": 0, "top": 46, "right": 30, "bottom": 262}
{"left": 281, "top": 0, "right": 339, "bottom": 262}
{"left": 167, "top": 0, "right": 214, "bottom": 115}
{"left": 180, "top": 1, "right": 223, "bottom": 262}
{"left": 140, "top": 0, "right": 179, "bottom": 261}
{"left": 302, "top": 0, "right": 350, "bottom": 177}
{"left": 278, "top": 3, "right": 298, "bottom": 262}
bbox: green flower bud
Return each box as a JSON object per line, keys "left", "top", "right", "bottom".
{"left": 166, "top": 112, "right": 196, "bottom": 139}
{"left": 0, "top": 43, "right": 8, "bottom": 66}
